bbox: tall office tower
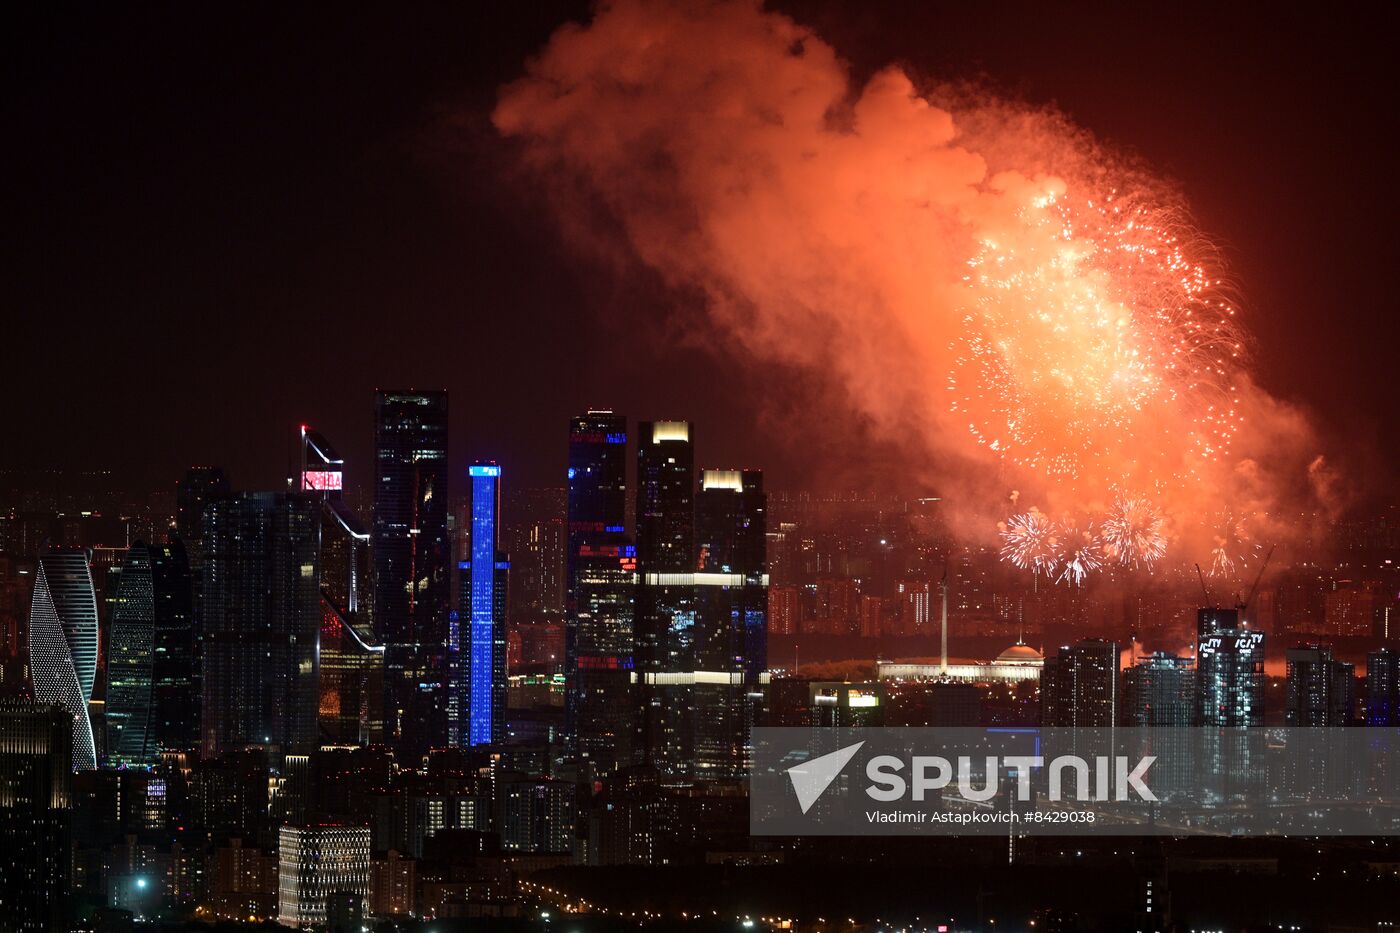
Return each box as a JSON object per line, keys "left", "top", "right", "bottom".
{"left": 1123, "top": 652, "right": 1196, "bottom": 726}
{"left": 0, "top": 701, "right": 72, "bottom": 931}
{"left": 1196, "top": 606, "right": 1240, "bottom": 640}
{"left": 504, "top": 487, "right": 566, "bottom": 615}
{"left": 636, "top": 422, "right": 694, "bottom": 571}
{"left": 300, "top": 426, "right": 380, "bottom": 746}
{"left": 174, "top": 465, "right": 230, "bottom": 754}
{"left": 450, "top": 464, "right": 508, "bottom": 747}
{"left": 634, "top": 421, "right": 695, "bottom": 774}
{"left": 1196, "top": 629, "right": 1265, "bottom": 727}
{"left": 1367, "top": 647, "right": 1400, "bottom": 725}
{"left": 1285, "top": 644, "right": 1355, "bottom": 726}
{"left": 106, "top": 540, "right": 197, "bottom": 763}
{"left": 565, "top": 411, "right": 635, "bottom": 776}
{"left": 201, "top": 493, "right": 321, "bottom": 759}
{"left": 372, "top": 391, "right": 450, "bottom": 764}
{"left": 1040, "top": 639, "right": 1120, "bottom": 727}
{"left": 147, "top": 540, "right": 195, "bottom": 753}
{"left": 27, "top": 549, "right": 99, "bottom": 770}
{"left": 690, "top": 468, "right": 769, "bottom": 779}
{"left": 276, "top": 825, "right": 370, "bottom": 929}
{"left": 105, "top": 543, "right": 155, "bottom": 766}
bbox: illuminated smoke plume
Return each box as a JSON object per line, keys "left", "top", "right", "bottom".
{"left": 495, "top": 0, "right": 1328, "bottom": 572}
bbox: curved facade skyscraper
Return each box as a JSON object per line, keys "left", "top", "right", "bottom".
{"left": 28, "top": 549, "right": 100, "bottom": 770}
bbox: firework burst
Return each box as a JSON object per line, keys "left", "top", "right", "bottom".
{"left": 949, "top": 189, "right": 1243, "bottom": 487}
{"left": 1055, "top": 522, "right": 1105, "bottom": 586}
{"left": 1100, "top": 495, "right": 1168, "bottom": 569}
{"left": 999, "top": 508, "right": 1059, "bottom": 576}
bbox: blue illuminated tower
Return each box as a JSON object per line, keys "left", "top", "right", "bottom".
{"left": 454, "top": 463, "right": 508, "bottom": 747}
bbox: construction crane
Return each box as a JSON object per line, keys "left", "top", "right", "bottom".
{"left": 1237, "top": 544, "right": 1277, "bottom": 625}
{"left": 1195, "top": 563, "right": 1214, "bottom": 607}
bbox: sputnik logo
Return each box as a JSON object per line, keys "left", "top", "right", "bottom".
{"left": 786, "top": 741, "right": 864, "bottom": 814}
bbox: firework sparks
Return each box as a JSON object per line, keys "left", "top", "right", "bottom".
{"left": 1055, "top": 522, "right": 1104, "bottom": 586}
{"left": 1100, "top": 495, "right": 1168, "bottom": 569}
{"left": 1208, "top": 508, "right": 1259, "bottom": 578}
{"left": 999, "top": 508, "right": 1059, "bottom": 576}
{"left": 949, "top": 190, "right": 1243, "bottom": 487}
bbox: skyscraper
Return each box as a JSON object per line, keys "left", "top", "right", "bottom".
{"left": 148, "top": 540, "right": 196, "bottom": 753}
{"left": 1041, "top": 639, "right": 1120, "bottom": 727}
{"left": 1285, "top": 644, "right": 1355, "bottom": 726}
{"left": 201, "top": 493, "right": 321, "bottom": 758}
{"left": 565, "top": 411, "right": 635, "bottom": 776}
{"left": 28, "top": 549, "right": 99, "bottom": 770}
{"left": 1123, "top": 652, "right": 1195, "bottom": 726}
{"left": 0, "top": 700, "right": 72, "bottom": 931}
{"left": 690, "top": 468, "right": 768, "bottom": 779}
{"left": 1196, "top": 629, "right": 1265, "bottom": 727}
{"left": 454, "top": 463, "right": 508, "bottom": 747}
{"left": 299, "top": 425, "right": 381, "bottom": 746}
{"left": 372, "top": 390, "right": 450, "bottom": 763}
{"left": 174, "top": 465, "right": 230, "bottom": 753}
{"left": 635, "top": 421, "right": 695, "bottom": 775}
{"left": 105, "top": 543, "right": 156, "bottom": 766}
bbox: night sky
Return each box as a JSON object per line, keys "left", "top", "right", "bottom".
{"left": 6, "top": 2, "right": 1398, "bottom": 498}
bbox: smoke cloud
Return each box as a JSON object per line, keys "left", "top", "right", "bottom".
{"left": 494, "top": 0, "right": 1330, "bottom": 565}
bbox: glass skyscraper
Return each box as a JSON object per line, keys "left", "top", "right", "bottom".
{"left": 147, "top": 540, "right": 196, "bottom": 754}
{"left": 28, "top": 549, "right": 99, "bottom": 770}
{"left": 105, "top": 543, "right": 157, "bottom": 766}
{"left": 454, "top": 463, "right": 508, "bottom": 747}
{"left": 689, "top": 468, "right": 768, "bottom": 779}
{"left": 200, "top": 492, "right": 321, "bottom": 758}
{"left": 565, "top": 411, "right": 635, "bottom": 776}
{"left": 300, "top": 424, "right": 381, "bottom": 746}
{"left": 372, "top": 390, "right": 450, "bottom": 763}
{"left": 635, "top": 421, "right": 696, "bottom": 776}
{"left": 1196, "top": 629, "right": 1264, "bottom": 727}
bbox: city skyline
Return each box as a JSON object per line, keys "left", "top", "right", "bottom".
{"left": 6, "top": 2, "right": 1400, "bottom": 930}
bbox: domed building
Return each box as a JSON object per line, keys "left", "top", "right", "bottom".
{"left": 995, "top": 642, "right": 1045, "bottom": 668}
{"left": 876, "top": 640, "right": 1044, "bottom": 684}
